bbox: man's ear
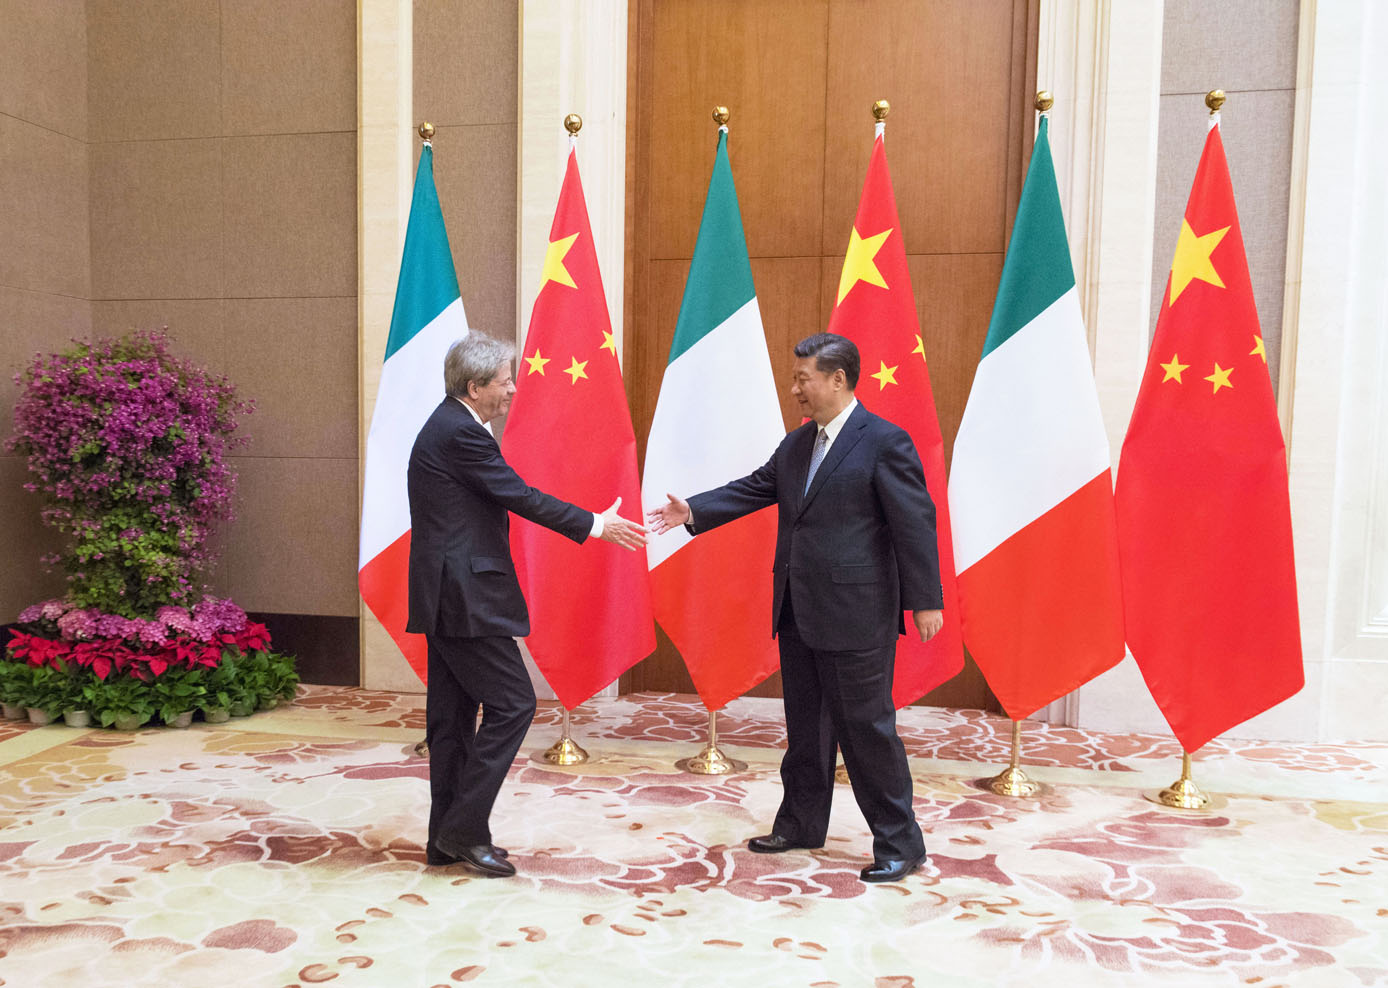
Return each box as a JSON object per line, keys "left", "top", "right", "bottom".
{"left": 832, "top": 368, "right": 847, "bottom": 390}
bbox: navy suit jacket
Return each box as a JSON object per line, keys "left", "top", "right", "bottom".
{"left": 687, "top": 402, "right": 943, "bottom": 651}
{"left": 405, "top": 398, "right": 591, "bottom": 639}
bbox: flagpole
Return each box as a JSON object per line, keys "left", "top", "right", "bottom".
{"left": 538, "top": 706, "right": 590, "bottom": 765}
{"left": 676, "top": 708, "right": 747, "bottom": 775}
{"left": 973, "top": 719, "right": 1042, "bottom": 797}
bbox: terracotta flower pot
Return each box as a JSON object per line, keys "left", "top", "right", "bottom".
{"left": 26, "top": 708, "right": 52, "bottom": 726}
{"left": 63, "top": 709, "right": 91, "bottom": 728}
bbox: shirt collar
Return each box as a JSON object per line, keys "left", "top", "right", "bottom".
{"left": 819, "top": 397, "right": 858, "bottom": 444}
{"left": 452, "top": 395, "right": 484, "bottom": 425}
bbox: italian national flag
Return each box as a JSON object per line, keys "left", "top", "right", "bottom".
{"left": 358, "top": 143, "right": 469, "bottom": 683}
{"left": 947, "top": 116, "right": 1124, "bottom": 719}
{"left": 642, "top": 128, "right": 784, "bottom": 710}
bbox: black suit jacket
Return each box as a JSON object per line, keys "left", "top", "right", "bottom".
{"left": 687, "top": 402, "right": 942, "bottom": 651}
{"left": 405, "top": 398, "right": 592, "bottom": 638}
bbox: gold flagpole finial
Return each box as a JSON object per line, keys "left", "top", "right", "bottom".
{"left": 1035, "top": 91, "right": 1054, "bottom": 113}
{"left": 564, "top": 113, "right": 582, "bottom": 135}
{"left": 418, "top": 122, "right": 435, "bottom": 142}
{"left": 872, "top": 99, "right": 890, "bottom": 122}
{"left": 1205, "top": 89, "right": 1226, "bottom": 114}
{"left": 712, "top": 106, "right": 730, "bottom": 127}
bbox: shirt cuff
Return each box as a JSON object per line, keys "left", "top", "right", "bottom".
{"left": 590, "top": 512, "right": 604, "bottom": 539}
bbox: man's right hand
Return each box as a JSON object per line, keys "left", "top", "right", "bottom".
{"left": 598, "top": 497, "right": 647, "bottom": 550}
{"left": 646, "top": 493, "right": 691, "bottom": 535}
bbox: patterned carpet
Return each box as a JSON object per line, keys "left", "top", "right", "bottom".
{"left": 1, "top": 686, "right": 1386, "bottom": 987}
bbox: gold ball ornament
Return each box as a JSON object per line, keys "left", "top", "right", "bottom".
{"left": 1035, "top": 91, "right": 1054, "bottom": 112}
{"left": 564, "top": 113, "right": 582, "bottom": 135}
{"left": 872, "top": 99, "right": 890, "bottom": 121}
{"left": 418, "top": 122, "right": 435, "bottom": 141}
{"left": 712, "top": 106, "right": 730, "bottom": 126}
{"left": 1206, "top": 89, "right": 1226, "bottom": 113}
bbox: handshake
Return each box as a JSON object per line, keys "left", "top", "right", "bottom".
{"left": 597, "top": 493, "right": 693, "bottom": 550}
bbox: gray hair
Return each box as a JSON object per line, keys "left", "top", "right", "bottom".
{"left": 444, "top": 333, "right": 515, "bottom": 398}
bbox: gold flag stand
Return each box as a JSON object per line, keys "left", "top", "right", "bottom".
{"left": 536, "top": 707, "right": 589, "bottom": 765}
{"left": 973, "top": 720, "right": 1044, "bottom": 798}
{"left": 677, "top": 709, "right": 746, "bottom": 775}
{"left": 1144, "top": 751, "right": 1221, "bottom": 809}
{"left": 835, "top": 763, "right": 849, "bottom": 784}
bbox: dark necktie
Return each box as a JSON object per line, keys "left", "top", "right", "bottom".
{"left": 804, "top": 428, "right": 829, "bottom": 494}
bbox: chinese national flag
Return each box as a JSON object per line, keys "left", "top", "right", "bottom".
{"left": 501, "top": 148, "right": 655, "bottom": 709}
{"left": 1114, "top": 122, "right": 1302, "bottom": 751}
{"left": 826, "top": 129, "right": 965, "bottom": 706}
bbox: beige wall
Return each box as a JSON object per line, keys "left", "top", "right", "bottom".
{"left": 1149, "top": 0, "right": 1298, "bottom": 391}
{"left": 0, "top": 0, "right": 92, "bottom": 618}
{"left": 413, "top": 0, "right": 518, "bottom": 348}
{"left": 1, "top": 1, "right": 359, "bottom": 633}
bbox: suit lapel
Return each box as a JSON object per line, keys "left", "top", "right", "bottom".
{"left": 798, "top": 404, "right": 868, "bottom": 515}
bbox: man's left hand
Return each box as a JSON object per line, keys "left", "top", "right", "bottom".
{"left": 912, "top": 609, "right": 944, "bottom": 642}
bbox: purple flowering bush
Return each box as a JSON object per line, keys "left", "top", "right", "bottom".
{"left": 7, "top": 331, "right": 251, "bottom": 615}
{"left": 2, "top": 332, "right": 297, "bottom": 729}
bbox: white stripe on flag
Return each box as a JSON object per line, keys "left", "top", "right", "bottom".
{"left": 948, "top": 286, "right": 1111, "bottom": 572}
{"left": 642, "top": 297, "right": 785, "bottom": 569}
{"left": 358, "top": 298, "right": 468, "bottom": 565}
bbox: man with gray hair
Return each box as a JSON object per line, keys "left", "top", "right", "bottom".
{"left": 407, "top": 332, "right": 646, "bottom": 878}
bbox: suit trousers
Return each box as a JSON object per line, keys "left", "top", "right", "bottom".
{"left": 772, "top": 599, "right": 925, "bottom": 862}
{"left": 425, "top": 634, "right": 536, "bottom": 848}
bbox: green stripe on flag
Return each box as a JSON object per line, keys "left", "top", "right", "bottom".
{"left": 384, "top": 146, "right": 461, "bottom": 361}
{"left": 981, "top": 118, "right": 1076, "bottom": 359}
{"left": 667, "top": 131, "right": 757, "bottom": 365}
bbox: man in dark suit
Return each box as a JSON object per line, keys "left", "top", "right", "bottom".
{"left": 648, "top": 332, "right": 943, "bottom": 883}
{"left": 407, "top": 333, "right": 645, "bottom": 878}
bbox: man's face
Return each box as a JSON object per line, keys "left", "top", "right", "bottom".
{"left": 790, "top": 356, "right": 842, "bottom": 425}
{"left": 469, "top": 364, "right": 516, "bottom": 423}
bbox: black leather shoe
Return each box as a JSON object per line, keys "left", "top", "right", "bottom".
{"left": 860, "top": 854, "right": 925, "bottom": 883}
{"left": 747, "top": 833, "right": 814, "bottom": 854}
{"left": 427, "top": 843, "right": 509, "bottom": 866}
{"left": 434, "top": 837, "right": 516, "bottom": 877}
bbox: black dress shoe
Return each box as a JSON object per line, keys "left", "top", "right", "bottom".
{"left": 747, "top": 833, "right": 815, "bottom": 854}
{"left": 434, "top": 837, "right": 516, "bottom": 877}
{"left": 426, "top": 844, "right": 509, "bottom": 866}
{"left": 860, "top": 853, "right": 925, "bottom": 883}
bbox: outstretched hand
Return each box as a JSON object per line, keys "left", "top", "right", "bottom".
{"left": 645, "top": 493, "right": 691, "bottom": 535}
{"left": 598, "top": 497, "right": 647, "bottom": 550}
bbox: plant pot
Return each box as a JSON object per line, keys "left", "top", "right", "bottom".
{"left": 204, "top": 708, "right": 231, "bottom": 723}
{"left": 112, "top": 713, "right": 145, "bottom": 731}
{"left": 63, "top": 709, "right": 91, "bottom": 728}
{"left": 169, "top": 711, "right": 194, "bottom": 728}
{"left": 229, "top": 702, "right": 254, "bottom": 717}
{"left": 26, "top": 707, "right": 53, "bottom": 726}
{"left": 257, "top": 697, "right": 279, "bottom": 711}
{"left": 1, "top": 703, "right": 24, "bottom": 720}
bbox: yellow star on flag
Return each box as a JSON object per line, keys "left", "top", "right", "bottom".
{"left": 836, "top": 226, "right": 893, "bottom": 304}
{"left": 524, "top": 349, "right": 550, "bottom": 376}
{"left": 601, "top": 331, "right": 617, "bottom": 355}
{"left": 1249, "top": 335, "right": 1266, "bottom": 363}
{"left": 1160, "top": 354, "right": 1189, "bottom": 383}
{"left": 1204, "top": 362, "right": 1233, "bottom": 394}
{"left": 1168, "top": 219, "right": 1230, "bottom": 306}
{"left": 870, "top": 360, "right": 898, "bottom": 390}
{"left": 563, "top": 356, "right": 589, "bottom": 384}
{"left": 539, "top": 232, "right": 580, "bottom": 292}
{"left": 912, "top": 334, "right": 927, "bottom": 362}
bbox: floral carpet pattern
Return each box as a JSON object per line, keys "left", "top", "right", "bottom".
{"left": 1, "top": 687, "right": 1385, "bottom": 987}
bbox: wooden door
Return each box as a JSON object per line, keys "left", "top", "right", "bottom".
{"left": 623, "top": 0, "right": 1039, "bottom": 710}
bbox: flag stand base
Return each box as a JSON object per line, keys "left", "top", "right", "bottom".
{"left": 676, "top": 710, "right": 746, "bottom": 775}
{"left": 535, "top": 709, "right": 588, "bottom": 765}
{"left": 835, "top": 763, "right": 849, "bottom": 784}
{"left": 413, "top": 739, "right": 429, "bottom": 759}
{"left": 972, "top": 719, "right": 1046, "bottom": 798}
{"left": 1144, "top": 751, "right": 1220, "bottom": 809}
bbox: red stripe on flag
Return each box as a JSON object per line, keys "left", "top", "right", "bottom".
{"left": 957, "top": 473, "right": 1125, "bottom": 719}
{"left": 358, "top": 530, "right": 428, "bottom": 684}
{"left": 650, "top": 510, "right": 781, "bottom": 711}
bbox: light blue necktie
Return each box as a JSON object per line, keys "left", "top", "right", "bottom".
{"left": 804, "top": 428, "right": 828, "bottom": 494}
